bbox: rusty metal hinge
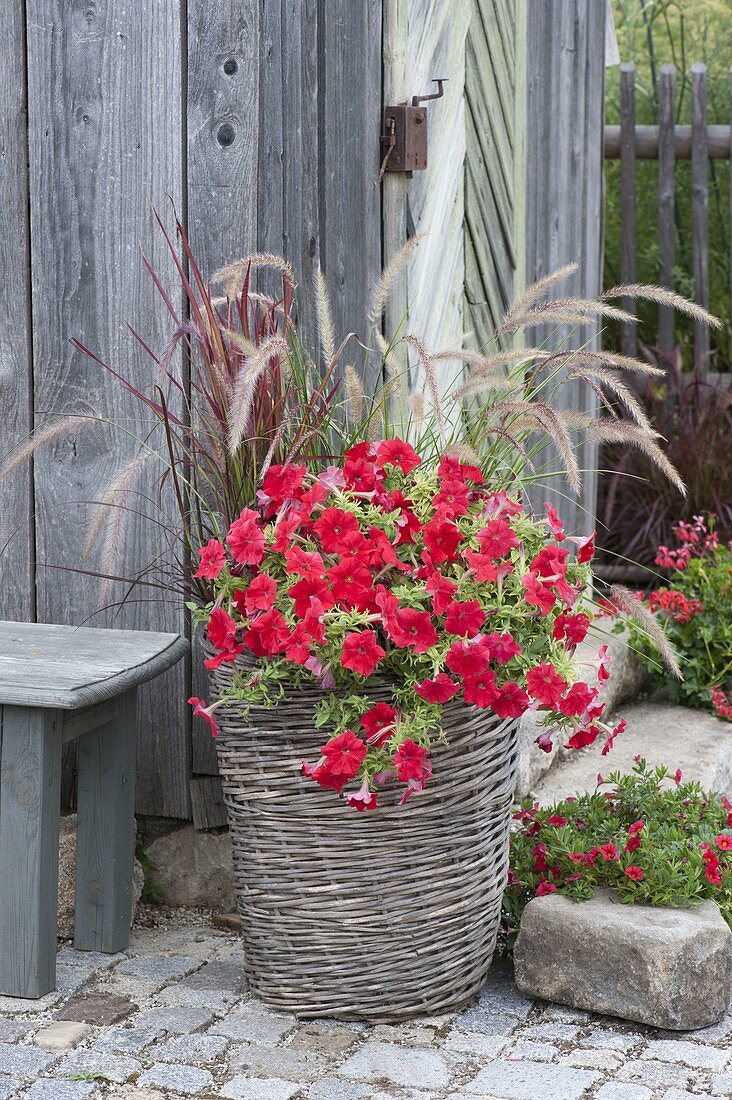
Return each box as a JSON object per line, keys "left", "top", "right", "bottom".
{"left": 380, "top": 78, "right": 447, "bottom": 178}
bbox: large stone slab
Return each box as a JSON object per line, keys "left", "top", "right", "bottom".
{"left": 534, "top": 701, "right": 732, "bottom": 805}
{"left": 514, "top": 890, "right": 732, "bottom": 1030}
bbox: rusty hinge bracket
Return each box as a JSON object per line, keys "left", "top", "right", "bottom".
{"left": 380, "top": 78, "right": 447, "bottom": 177}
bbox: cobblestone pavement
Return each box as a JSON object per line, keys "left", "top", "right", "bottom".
{"left": 0, "top": 917, "right": 731, "bottom": 1100}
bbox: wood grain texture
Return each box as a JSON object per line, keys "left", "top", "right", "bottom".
{"left": 187, "top": 0, "right": 259, "bottom": 778}
{"left": 604, "top": 123, "right": 731, "bottom": 159}
{"left": 381, "top": 0, "right": 409, "bottom": 397}
{"left": 25, "top": 0, "right": 190, "bottom": 816}
{"left": 75, "top": 689, "right": 137, "bottom": 952}
{"left": 524, "top": 0, "right": 606, "bottom": 536}
{"left": 658, "top": 65, "right": 677, "bottom": 352}
{"left": 691, "top": 62, "right": 710, "bottom": 369}
{"left": 465, "top": 0, "right": 519, "bottom": 349}
{"left": 619, "top": 63, "right": 637, "bottom": 356}
{"left": 0, "top": 0, "right": 34, "bottom": 621}
{"left": 0, "top": 706, "right": 62, "bottom": 998}
{"left": 190, "top": 774, "right": 227, "bottom": 830}
{"left": 0, "top": 621, "right": 186, "bottom": 709}
{"left": 406, "top": 0, "right": 470, "bottom": 401}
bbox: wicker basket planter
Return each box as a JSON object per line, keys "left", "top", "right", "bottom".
{"left": 208, "top": 659, "right": 519, "bottom": 1020}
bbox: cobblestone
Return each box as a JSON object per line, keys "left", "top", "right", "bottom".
{"left": 3, "top": 917, "right": 732, "bottom": 1100}
{"left": 137, "top": 1061, "right": 215, "bottom": 1094}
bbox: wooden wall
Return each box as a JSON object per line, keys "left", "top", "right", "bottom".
{"left": 0, "top": 0, "right": 382, "bottom": 822}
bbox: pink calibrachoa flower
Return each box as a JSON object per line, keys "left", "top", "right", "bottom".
{"left": 714, "top": 834, "right": 732, "bottom": 851}
{"left": 624, "top": 865, "right": 644, "bottom": 881}
{"left": 600, "top": 843, "right": 620, "bottom": 862}
{"left": 193, "top": 539, "right": 227, "bottom": 579}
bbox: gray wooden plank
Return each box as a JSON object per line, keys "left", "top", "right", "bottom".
{"left": 0, "top": 621, "right": 186, "bottom": 709}
{"left": 190, "top": 774, "right": 228, "bottom": 831}
{"left": 187, "top": 0, "right": 259, "bottom": 779}
{"left": 320, "top": 0, "right": 383, "bottom": 394}
{"left": 658, "top": 64, "right": 676, "bottom": 352}
{"left": 382, "top": 0, "right": 409, "bottom": 378}
{"left": 0, "top": 1, "right": 33, "bottom": 621}
{"left": 75, "top": 689, "right": 137, "bottom": 953}
{"left": 604, "top": 123, "right": 731, "bottom": 159}
{"left": 25, "top": 0, "right": 190, "bottom": 817}
{"left": 619, "top": 63, "right": 637, "bottom": 357}
{"left": 0, "top": 705, "right": 62, "bottom": 997}
{"left": 691, "top": 62, "right": 710, "bottom": 369}
{"left": 524, "top": 0, "right": 606, "bottom": 535}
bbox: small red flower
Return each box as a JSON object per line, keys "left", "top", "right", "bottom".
{"left": 526, "top": 663, "right": 568, "bottom": 708}
{"left": 535, "top": 731, "right": 554, "bottom": 753}
{"left": 492, "top": 682, "right": 530, "bottom": 719}
{"left": 482, "top": 632, "right": 521, "bottom": 664}
{"left": 284, "top": 546, "right": 325, "bottom": 579}
{"left": 462, "top": 668, "right": 499, "bottom": 709}
{"left": 207, "top": 607, "right": 238, "bottom": 650}
{"left": 600, "top": 843, "right": 619, "bottom": 862}
{"left": 546, "top": 815, "right": 568, "bottom": 827}
{"left": 288, "top": 576, "right": 334, "bottom": 619}
{"left": 476, "top": 518, "right": 518, "bottom": 559}
{"left": 715, "top": 834, "right": 732, "bottom": 851}
{"left": 624, "top": 865, "right": 644, "bottom": 881}
{"left": 552, "top": 612, "right": 590, "bottom": 646}
{"left": 445, "top": 639, "right": 490, "bottom": 679}
{"left": 522, "top": 572, "right": 556, "bottom": 614}
{"left": 243, "top": 573, "right": 277, "bottom": 615}
{"left": 341, "top": 631, "right": 386, "bottom": 677}
{"left": 433, "top": 478, "right": 470, "bottom": 518}
{"left": 536, "top": 879, "right": 557, "bottom": 896}
{"left": 422, "top": 517, "right": 463, "bottom": 563}
{"left": 629, "top": 820, "right": 645, "bottom": 835}
{"left": 558, "top": 681, "right": 597, "bottom": 718}
{"left": 464, "top": 550, "right": 500, "bottom": 582}
{"left": 414, "top": 673, "right": 460, "bottom": 704}
{"left": 360, "top": 703, "right": 397, "bottom": 746}
{"left": 625, "top": 835, "right": 641, "bottom": 853}
{"left": 262, "top": 463, "right": 306, "bottom": 505}
{"left": 193, "top": 539, "right": 227, "bottom": 580}
{"left": 444, "top": 599, "right": 486, "bottom": 638}
{"left": 544, "top": 502, "right": 566, "bottom": 541}
{"left": 393, "top": 739, "right": 430, "bottom": 783}
{"left": 425, "top": 570, "right": 458, "bottom": 615}
{"left": 376, "top": 438, "right": 421, "bottom": 473}
{"left": 346, "top": 785, "right": 379, "bottom": 811}
{"left": 564, "top": 726, "right": 600, "bottom": 750}
{"left": 387, "top": 608, "right": 439, "bottom": 653}
{"left": 188, "top": 697, "right": 220, "bottom": 738}
{"left": 227, "top": 508, "right": 265, "bottom": 565}
{"left": 320, "top": 730, "right": 367, "bottom": 778}
{"left": 313, "top": 507, "right": 361, "bottom": 553}
{"left": 328, "top": 558, "right": 373, "bottom": 608}
{"left": 245, "top": 608, "right": 290, "bottom": 656}
{"left": 301, "top": 759, "right": 346, "bottom": 794}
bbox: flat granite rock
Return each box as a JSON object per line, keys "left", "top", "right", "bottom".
{"left": 514, "top": 890, "right": 732, "bottom": 1031}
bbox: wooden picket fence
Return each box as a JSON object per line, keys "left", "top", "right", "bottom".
{"left": 604, "top": 61, "right": 731, "bottom": 366}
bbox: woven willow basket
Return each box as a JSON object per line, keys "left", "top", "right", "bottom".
{"left": 207, "top": 658, "right": 519, "bottom": 1020}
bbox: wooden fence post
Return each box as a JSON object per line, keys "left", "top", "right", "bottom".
{"left": 619, "top": 62, "right": 637, "bottom": 357}
{"left": 658, "top": 64, "right": 676, "bottom": 352}
{"left": 691, "top": 62, "right": 710, "bottom": 370}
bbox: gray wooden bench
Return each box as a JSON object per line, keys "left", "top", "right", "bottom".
{"left": 0, "top": 621, "right": 187, "bottom": 999}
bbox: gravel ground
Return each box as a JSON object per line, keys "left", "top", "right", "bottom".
{"left": 0, "top": 908, "right": 730, "bottom": 1100}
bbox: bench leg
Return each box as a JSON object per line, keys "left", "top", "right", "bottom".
{"left": 0, "top": 706, "right": 62, "bottom": 998}
{"left": 74, "top": 687, "right": 137, "bottom": 953}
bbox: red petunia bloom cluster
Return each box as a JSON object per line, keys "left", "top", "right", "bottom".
{"left": 189, "top": 439, "right": 617, "bottom": 810}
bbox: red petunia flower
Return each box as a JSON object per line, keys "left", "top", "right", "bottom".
{"left": 313, "top": 507, "right": 361, "bottom": 553}
{"left": 437, "top": 454, "right": 484, "bottom": 485}
{"left": 535, "top": 731, "right": 554, "bottom": 753}
{"left": 320, "top": 730, "right": 367, "bottom": 778}
{"left": 262, "top": 463, "right": 306, "bottom": 505}
{"left": 245, "top": 608, "right": 290, "bottom": 657}
{"left": 522, "top": 572, "right": 556, "bottom": 614}
{"left": 558, "top": 681, "right": 597, "bottom": 718}
{"left": 600, "top": 843, "right": 620, "bottom": 862}
{"left": 360, "top": 703, "right": 397, "bottom": 746}
{"left": 346, "top": 784, "right": 379, "bottom": 811}
{"left": 536, "top": 879, "right": 557, "bottom": 896}
{"left": 386, "top": 608, "right": 439, "bottom": 653}
{"left": 376, "top": 438, "right": 421, "bottom": 473}
{"left": 482, "top": 631, "right": 521, "bottom": 664}
{"left": 193, "top": 539, "right": 227, "bottom": 580}
{"left": 288, "top": 575, "right": 334, "bottom": 619}
{"left": 526, "top": 663, "right": 568, "bottom": 708}
{"left": 572, "top": 531, "right": 596, "bottom": 564}
{"left": 564, "top": 725, "right": 601, "bottom": 750}
{"left": 414, "top": 673, "right": 460, "bottom": 704}
{"left": 445, "top": 639, "right": 490, "bottom": 679}
{"left": 393, "top": 739, "right": 430, "bottom": 783}
{"left": 270, "top": 513, "right": 301, "bottom": 553}
{"left": 625, "top": 835, "right": 641, "bottom": 853}
{"left": 476, "top": 518, "right": 519, "bottom": 559}
{"left": 207, "top": 607, "right": 238, "bottom": 651}
{"left": 625, "top": 865, "right": 644, "bottom": 881}
{"left": 243, "top": 573, "right": 277, "bottom": 615}
{"left": 492, "top": 682, "right": 530, "bottom": 719}
{"left": 464, "top": 550, "right": 500, "bottom": 582}
{"left": 422, "top": 517, "right": 463, "bottom": 563}
{"left": 188, "top": 697, "right": 220, "bottom": 738}
{"left": 444, "top": 599, "right": 486, "bottom": 638}
{"left": 546, "top": 815, "right": 568, "bottom": 827}
{"left": 544, "top": 502, "right": 566, "bottom": 541}
{"left": 425, "top": 570, "right": 458, "bottom": 615}
{"left": 301, "top": 758, "right": 347, "bottom": 794}
{"left": 285, "top": 546, "right": 326, "bottom": 580}
{"left": 602, "top": 716, "right": 627, "bottom": 756}
{"left": 328, "top": 558, "right": 374, "bottom": 608}
{"left": 552, "top": 612, "right": 590, "bottom": 646}
{"left": 227, "top": 508, "right": 266, "bottom": 565}
{"left": 462, "top": 668, "right": 499, "bottom": 708}
{"left": 341, "top": 630, "right": 386, "bottom": 677}
{"left": 597, "top": 644, "right": 612, "bottom": 684}
{"left": 433, "top": 478, "right": 471, "bottom": 519}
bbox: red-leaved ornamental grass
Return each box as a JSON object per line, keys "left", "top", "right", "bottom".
{"left": 189, "top": 440, "right": 624, "bottom": 810}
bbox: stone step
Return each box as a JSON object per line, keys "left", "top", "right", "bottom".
{"left": 533, "top": 701, "right": 732, "bottom": 805}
